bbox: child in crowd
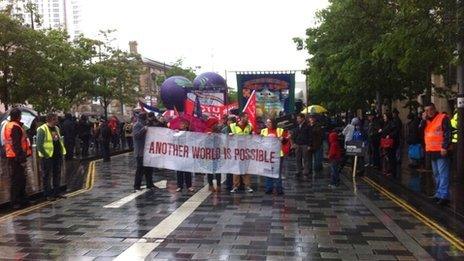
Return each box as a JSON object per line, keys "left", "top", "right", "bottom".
{"left": 328, "top": 128, "right": 342, "bottom": 188}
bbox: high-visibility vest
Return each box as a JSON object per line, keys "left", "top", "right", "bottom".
{"left": 260, "top": 127, "right": 284, "bottom": 157}
{"left": 424, "top": 113, "right": 447, "bottom": 152}
{"left": 229, "top": 123, "right": 252, "bottom": 135}
{"left": 37, "top": 124, "right": 67, "bottom": 158}
{"left": 451, "top": 113, "right": 458, "bottom": 144}
{"left": 3, "top": 121, "right": 32, "bottom": 158}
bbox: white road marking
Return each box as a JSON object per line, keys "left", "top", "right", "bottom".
{"left": 115, "top": 175, "right": 224, "bottom": 261}
{"left": 103, "top": 180, "right": 168, "bottom": 209}
{"left": 154, "top": 179, "right": 167, "bottom": 189}
{"left": 103, "top": 189, "right": 148, "bottom": 209}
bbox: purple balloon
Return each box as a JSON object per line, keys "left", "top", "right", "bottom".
{"left": 160, "top": 76, "right": 191, "bottom": 111}
{"left": 193, "top": 72, "right": 227, "bottom": 90}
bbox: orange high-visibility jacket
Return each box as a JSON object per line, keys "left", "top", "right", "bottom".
{"left": 424, "top": 113, "right": 447, "bottom": 152}
{"left": 3, "top": 121, "right": 32, "bottom": 158}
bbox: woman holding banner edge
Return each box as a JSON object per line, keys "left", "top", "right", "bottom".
{"left": 260, "top": 118, "right": 289, "bottom": 195}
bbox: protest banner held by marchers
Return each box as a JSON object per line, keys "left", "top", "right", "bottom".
{"left": 143, "top": 127, "right": 281, "bottom": 178}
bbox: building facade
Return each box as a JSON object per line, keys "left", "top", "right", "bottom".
{"left": 76, "top": 41, "right": 172, "bottom": 118}
{"left": 1, "top": 0, "right": 81, "bottom": 39}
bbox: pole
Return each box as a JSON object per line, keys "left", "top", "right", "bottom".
{"left": 457, "top": 0, "right": 464, "bottom": 187}
{"left": 352, "top": 156, "right": 358, "bottom": 180}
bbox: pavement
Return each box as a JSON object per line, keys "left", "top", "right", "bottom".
{"left": 0, "top": 152, "right": 463, "bottom": 260}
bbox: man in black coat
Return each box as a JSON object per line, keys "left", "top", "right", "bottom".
{"left": 62, "top": 113, "right": 76, "bottom": 160}
{"left": 291, "top": 113, "right": 312, "bottom": 176}
{"left": 100, "top": 119, "right": 112, "bottom": 162}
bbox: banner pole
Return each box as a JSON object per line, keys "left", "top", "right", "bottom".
{"left": 352, "top": 156, "right": 358, "bottom": 180}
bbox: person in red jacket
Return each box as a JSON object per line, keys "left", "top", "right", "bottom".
{"left": 328, "top": 129, "right": 342, "bottom": 188}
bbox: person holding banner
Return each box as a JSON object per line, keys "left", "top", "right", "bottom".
{"left": 261, "top": 118, "right": 288, "bottom": 195}
{"left": 229, "top": 115, "right": 254, "bottom": 193}
{"left": 176, "top": 120, "right": 194, "bottom": 192}
{"left": 133, "top": 113, "right": 154, "bottom": 191}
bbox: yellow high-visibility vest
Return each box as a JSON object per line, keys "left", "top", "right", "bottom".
{"left": 37, "top": 124, "right": 67, "bottom": 158}
{"left": 260, "top": 127, "right": 284, "bottom": 157}
{"left": 229, "top": 123, "right": 252, "bottom": 135}
{"left": 451, "top": 113, "right": 458, "bottom": 144}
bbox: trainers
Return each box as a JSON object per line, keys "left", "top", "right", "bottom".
{"left": 328, "top": 184, "right": 337, "bottom": 189}
{"left": 188, "top": 187, "right": 195, "bottom": 192}
{"left": 230, "top": 187, "right": 238, "bottom": 193}
{"left": 246, "top": 187, "right": 254, "bottom": 193}
{"left": 176, "top": 188, "right": 182, "bottom": 192}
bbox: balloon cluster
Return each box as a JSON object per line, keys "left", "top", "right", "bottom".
{"left": 160, "top": 72, "right": 227, "bottom": 112}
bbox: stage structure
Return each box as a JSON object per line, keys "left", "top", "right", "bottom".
{"left": 236, "top": 71, "right": 296, "bottom": 120}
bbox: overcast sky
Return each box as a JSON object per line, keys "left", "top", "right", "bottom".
{"left": 80, "top": 0, "right": 329, "bottom": 84}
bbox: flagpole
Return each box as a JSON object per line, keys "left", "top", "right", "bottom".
{"left": 242, "top": 90, "right": 256, "bottom": 113}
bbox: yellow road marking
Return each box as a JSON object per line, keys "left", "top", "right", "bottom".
{"left": 363, "top": 176, "right": 464, "bottom": 252}
{"left": 0, "top": 160, "right": 97, "bottom": 222}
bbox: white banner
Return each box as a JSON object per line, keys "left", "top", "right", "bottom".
{"left": 143, "top": 127, "right": 281, "bottom": 178}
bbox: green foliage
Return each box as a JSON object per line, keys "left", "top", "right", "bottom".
{"left": 0, "top": 13, "right": 143, "bottom": 115}
{"left": 299, "top": 0, "right": 459, "bottom": 112}
{"left": 89, "top": 30, "right": 143, "bottom": 118}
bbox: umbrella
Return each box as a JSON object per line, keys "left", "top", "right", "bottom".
{"left": 301, "top": 105, "right": 327, "bottom": 114}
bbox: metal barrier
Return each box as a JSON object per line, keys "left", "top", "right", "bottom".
{"left": 0, "top": 136, "right": 66, "bottom": 205}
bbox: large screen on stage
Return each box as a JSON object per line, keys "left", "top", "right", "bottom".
{"left": 236, "top": 72, "right": 295, "bottom": 119}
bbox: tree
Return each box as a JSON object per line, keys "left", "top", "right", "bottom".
{"left": 0, "top": 13, "right": 41, "bottom": 109}
{"left": 297, "top": 0, "right": 459, "bottom": 113}
{"left": 90, "top": 30, "right": 143, "bottom": 118}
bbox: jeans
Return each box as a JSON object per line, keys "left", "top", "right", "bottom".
{"left": 265, "top": 158, "right": 284, "bottom": 192}
{"left": 134, "top": 156, "right": 153, "bottom": 190}
{"left": 81, "top": 137, "right": 90, "bottom": 158}
{"left": 431, "top": 157, "right": 450, "bottom": 199}
{"left": 41, "top": 157, "right": 62, "bottom": 197}
{"left": 312, "top": 147, "right": 323, "bottom": 172}
{"left": 294, "top": 144, "right": 310, "bottom": 175}
{"left": 330, "top": 160, "right": 340, "bottom": 185}
{"left": 64, "top": 139, "right": 75, "bottom": 160}
{"left": 126, "top": 137, "right": 133, "bottom": 150}
{"left": 225, "top": 174, "right": 233, "bottom": 190}
{"left": 102, "top": 141, "right": 110, "bottom": 161}
{"left": 177, "top": 171, "right": 192, "bottom": 189}
{"left": 368, "top": 140, "right": 381, "bottom": 167}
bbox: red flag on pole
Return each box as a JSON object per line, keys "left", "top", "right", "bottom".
{"left": 242, "top": 90, "right": 257, "bottom": 132}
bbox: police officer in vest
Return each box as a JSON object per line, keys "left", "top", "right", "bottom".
{"left": 421, "top": 103, "right": 452, "bottom": 206}
{"left": 37, "top": 113, "right": 67, "bottom": 200}
{"left": 4, "top": 108, "right": 32, "bottom": 209}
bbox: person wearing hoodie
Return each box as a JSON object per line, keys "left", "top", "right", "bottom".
{"left": 342, "top": 118, "right": 359, "bottom": 147}
{"left": 132, "top": 112, "right": 154, "bottom": 191}
{"left": 328, "top": 128, "right": 342, "bottom": 188}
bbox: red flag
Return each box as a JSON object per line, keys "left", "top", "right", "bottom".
{"left": 242, "top": 90, "right": 257, "bottom": 131}
{"left": 184, "top": 99, "right": 195, "bottom": 115}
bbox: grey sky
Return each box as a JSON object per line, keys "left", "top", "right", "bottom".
{"left": 80, "top": 0, "right": 329, "bottom": 84}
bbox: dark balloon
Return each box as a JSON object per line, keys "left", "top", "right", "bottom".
{"left": 193, "top": 72, "right": 227, "bottom": 90}
{"left": 160, "top": 76, "right": 192, "bottom": 111}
